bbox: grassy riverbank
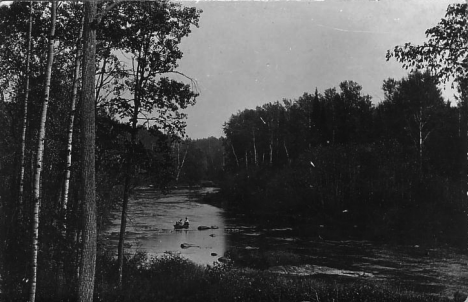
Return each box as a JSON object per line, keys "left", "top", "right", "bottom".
{"left": 43, "top": 253, "right": 450, "bottom": 302}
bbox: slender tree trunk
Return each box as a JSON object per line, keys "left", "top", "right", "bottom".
{"left": 252, "top": 129, "right": 257, "bottom": 166}
{"left": 231, "top": 143, "right": 239, "bottom": 167}
{"left": 118, "top": 58, "right": 143, "bottom": 287}
{"left": 77, "top": 2, "right": 97, "bottom": 302}
{"left": 464, "top": 0, "right": 468, "bottom": 203}
{"left": 245, "top": 150, "right": 248, "bottom": 169}
{"left": 117, "top": 125, "right": 137, "bottom": 288}
{"left": 29, "top": 2, "right": 56, "bottom": 302}
{"left": 269, "top": 135, "right": 273, "bottom": 166}
{"left": 284, "top": 140, "right": 290, "bottom": 164}
{"left": 63, "top": 17, "right": 84, "bottom": 214}
{"left": 419, "top": 118, "right": 423, "bottom": 176}
{"left": 95, "top": 50, "right": 109, "bottom": 103}
{"left": 176, "top": 143, "right": 188, "bottom": 182}
{"left": 19, "top": 1, "right": 33, "bottom": 210}
{"left": 177, "top": 142, "right": 180, "bottom": 167}
{"left": 117, "top": 176, "right": 130, "bottom": 287}
{"left": 57, "top": 16, "right": 84, "bottom": 299}
{"left": 461, "top": 96, "right": 468, "bottom": 201}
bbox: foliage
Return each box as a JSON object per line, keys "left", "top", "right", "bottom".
{"left": 220, "top": 73, "right": 466, "bottom": 246}
{"left": 387, "top": 4, "right": 468, "bottom": 84}
{"left": 99, "top": 0, "right": 200, "bottom": 136}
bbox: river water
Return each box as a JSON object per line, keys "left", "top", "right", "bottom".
{"left": 103, "top": 187, "right": 229, "bottom": 265}
{"left": 103, "top": 187, "right": 468, "bottom": 298}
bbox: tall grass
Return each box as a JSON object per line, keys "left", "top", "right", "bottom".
{"left": 91, "top": 252, "right": 451, "bottom": 302}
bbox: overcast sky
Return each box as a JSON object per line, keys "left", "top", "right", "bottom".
{"left": 173, "top": 0, "right": 461, "bottom": 139}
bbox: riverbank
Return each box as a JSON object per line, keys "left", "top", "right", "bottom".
{"left": 89, "top": 252, "right": 454, "bottom": 302}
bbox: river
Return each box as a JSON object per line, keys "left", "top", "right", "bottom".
{"left": 103, "top": 187, "right": 229, "bottom": 265}
{"left": 103, "top": 187, "right": 468, "bottom": 298}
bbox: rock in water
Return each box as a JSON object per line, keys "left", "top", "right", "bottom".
{"left": 181, "top": 243, "right": 200, "bottom": 249}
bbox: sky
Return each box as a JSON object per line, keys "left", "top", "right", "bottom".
{"left": 171, "top": 0, "right": 463, "bottom": 139}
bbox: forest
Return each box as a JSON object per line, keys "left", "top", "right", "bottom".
{"left": 218, "top": 3, "right": 468, "bottom": 248}
{"left": 0, "top": 1, "right": 208, "bottom": 301}
{"left": 220, "top": 74, "right": 467, "bottom": 246}
{"left": 1, "top": 1, "right": 468, "bottom": 302}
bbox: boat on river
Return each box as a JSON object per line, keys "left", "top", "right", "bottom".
{"left": 174, "top": 222, "right": 189, "bottom": 229}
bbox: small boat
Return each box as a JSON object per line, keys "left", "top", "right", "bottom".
{"left": 174, "top": 222, "right": 189, "bottom": 229}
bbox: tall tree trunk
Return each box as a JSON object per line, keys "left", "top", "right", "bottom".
{"left": 19, "top": 1, "right": 33, "bottom": 210}
{"left": 63, "top": 17, "right": 84, "bottom": 214}
{"left": 57, "top": 16, "right": 84, "bottom": 299}
{"left": 29, "top": 2, "right": 56, "bottom": 302}
{"left": 117, "top": 59, "right": 143, "bottom": 287}
{"left": 117, "top": 121, "right": 137, "bottom": 288}
{"left": 77, "top": 2, "right": 97, "bottom": 302}
{"left": 464, "top": 0, "right": 468, "bottom": 203}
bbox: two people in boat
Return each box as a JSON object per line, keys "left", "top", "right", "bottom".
{"left": 176, "top": 217, "right": 189, "bottom": 227}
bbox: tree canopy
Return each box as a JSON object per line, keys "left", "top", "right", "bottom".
{"left": 387, "top": 3, "right": 468, "bottom": 84}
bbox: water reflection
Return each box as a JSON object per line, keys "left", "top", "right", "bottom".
{"left": 104, "top": 187, "right": 227, "bottom": 265}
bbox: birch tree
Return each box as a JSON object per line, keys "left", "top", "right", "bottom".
{"left": 62, "top": 16, "right": 83, "bottom": 215}
{"left": 18, "top": 1, "right": 33, "bottom": 210}
{"left": 29, "top": 2, "right": 57, "bottom": 301}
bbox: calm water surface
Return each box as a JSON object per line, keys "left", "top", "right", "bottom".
{"left": 103, "top": 187, "right": 229, "bottom": 265}
{"left": 103, "top": 187, "right": 468, "bottom": 298}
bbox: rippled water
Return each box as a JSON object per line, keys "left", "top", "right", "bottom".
{"left": 103, "top": 187, "right": 468, "bottom": 297}
{"left": 289, "top": 239, "right": 468, "bottom": 297}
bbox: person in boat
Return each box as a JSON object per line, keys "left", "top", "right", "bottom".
{"left": 184, "top": 217, "right": 189, "bottom": 226}
{"left": 176, "top": 219, "right": 183, "bottom": 226}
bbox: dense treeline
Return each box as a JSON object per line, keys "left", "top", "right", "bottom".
{"left": 173, "top": 137, "right": 224, "bottom": 186}
{"left": 220, "top": 72, "right": 467, "bottom": 247}
{"left": 0, "top": 1, "right": 201, "bottom": 301}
